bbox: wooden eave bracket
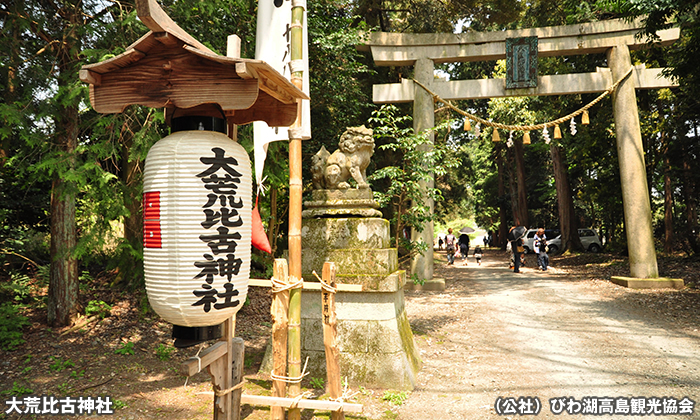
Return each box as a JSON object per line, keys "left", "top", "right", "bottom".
{"left": 80, "top": 0, "right": 307, "bottom": 126}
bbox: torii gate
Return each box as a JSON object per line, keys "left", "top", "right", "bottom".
{"left": 359, "top": 18, "right": 680, "bottom": 281}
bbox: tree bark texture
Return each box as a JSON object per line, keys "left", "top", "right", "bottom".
{"left": 549, "top": 144, "right": 582, "bottom": 252}
{"left": 662, "top": 138, "right": 674, "bottom": 254}
{"left": 506, "top": 147, "right": 520, "bottom": 225}
{"left": 48, "top": 175, "right": 79, "bottom": 327}
{"left": 496, "top": 146, "right": 508, "bottom": 248}
{"left": 681, "top": 143, "right": 698, "bottom": 253}
{"left": 513, "top": 139, "right": 529, "bottom": 227}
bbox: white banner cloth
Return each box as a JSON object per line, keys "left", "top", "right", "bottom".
{"left": 253, "top": 0, "right": 311, "bottom": 188}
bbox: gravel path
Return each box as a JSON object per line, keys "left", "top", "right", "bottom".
{"left": 397, "top": 248, "right": 700, "bottom": 419}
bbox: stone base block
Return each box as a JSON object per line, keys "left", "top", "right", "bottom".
{"left": 404, "top": 277, "right": 445, "bottom": 291}
{"left": 610, "top": 276, "right": 685, "bottom": 289}
{"left": 302, "top": 189, "right": 383, "bottom": 218}
{"left": 302, "top": 217, "right": 391, "bottom": 251}
{"left": 300, "top": 348, "right": 418, "bottom": 391}
{"left": 260, "top": 289, "right": 421, "bottom": 390}
{"left": 332, "top": 270, "right": 406, "bottom": 292}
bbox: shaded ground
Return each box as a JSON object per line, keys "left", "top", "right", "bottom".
{"left": 2, "top": 248, "right": 700, "bottom": 419}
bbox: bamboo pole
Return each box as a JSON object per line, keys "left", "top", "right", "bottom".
{"left": 271, "top": 260, "right": 289, "bottom": 420}
{"left": 287, "top": 2, "right": 306, "bottom": 419}
{"left": 321, "top": 263, "right": 344, "bottom": 420}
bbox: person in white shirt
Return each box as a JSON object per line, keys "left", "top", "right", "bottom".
{"left": 533, "top": 228, "right": 549, "bottom": 271}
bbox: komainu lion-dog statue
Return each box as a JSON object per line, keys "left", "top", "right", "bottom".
{"left": 311, "top": 125, "right": 374, "bottom": 190}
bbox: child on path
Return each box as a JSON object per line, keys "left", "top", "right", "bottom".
{"left": 534, "top": 228, "right": 549, "bottom": 271}
{"left": 473, "top": 245, "right": 483, "bottom": 265}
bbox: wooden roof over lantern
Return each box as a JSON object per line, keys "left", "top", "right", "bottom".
{"left": 79, "top": 0, "right": 308, "bottom": 127}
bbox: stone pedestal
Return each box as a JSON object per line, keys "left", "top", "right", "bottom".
{"left": 610, "top": 276, "right": 685, "bottom": 290}
{"left": 298, "top": 189, "right": 421, "bottom": 390}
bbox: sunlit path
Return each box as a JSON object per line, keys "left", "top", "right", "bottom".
{"left": 398, "top": 248, "right": 700, "bottom": 419}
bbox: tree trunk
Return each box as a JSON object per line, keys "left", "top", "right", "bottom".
{"left": 513, "top": 138, "right": 529, "bottom": 227}
{"left": 550, "top": 144, "right": 582, "bottom": 252}
{"left": 506, "top": 147, "right": 519, "bottom": 225}
{"left": 496, "top": 147, "right": 508, "bottom": 248}
{"left": 48, "top": 15, "right": 81, "bottom": 327}
{"left": 662, "top": 137, "right": 674, "bottom": 255}
{"left": 48, "top": 175, "right": 79, "bottom": 327}
{"left": 48, "top": 98, "right": 79, "bottom": 326}
{"left": 681, "top": 142, "right": 698, "bottom": 253}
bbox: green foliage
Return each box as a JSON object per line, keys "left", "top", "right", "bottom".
{"left": 49, "top": 356, "right": 75, "bottom": 372}
{"left": 139, "top": 294, "right": 152, "bottom": 317}
{"left": 56, "top": 381, "right": 72, "bottom": 395}
{"left": 368, "top": 105, "right": 460, "bottom": 261}
{"left": 114, "top": 342, "right": 135, "bottom": 356}
{"left": 382, "top": 390, "right": 409, "bottom": 406}
{"left": 155, "top": 343, "right": 174, "bottom": 361}
{"left": 0, "top": 272, "right": 32, "bottom": 302}
{"left": 112, "top": 399, "right": 128, "bottom": 410}
{"left": 411, "top": 273, "right": 425, "bottom": 286}
{"left": 307, "top": 1, "right": 376, "bottom": 147}
{"left": 0, "top": 303, "right": 30, "bottom": 351}
{"left": 310, "top": 377, "right": 325, "bottom": 390}
{"left": 244, "top": 354, "right": 254, "bottom": 368}
{"left": 85, "top": 300, "right": 112, "bottom": 319}
{"left": 1, "top": 382, "right": 33, "bottom": 397}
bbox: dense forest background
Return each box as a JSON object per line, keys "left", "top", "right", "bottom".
{"left": 1, "top": 0, "right": 699, "bottom": 330}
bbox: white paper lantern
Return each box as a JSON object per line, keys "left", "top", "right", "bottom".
{"left": 143, "top": 130, "right": 252, "bottom": 327}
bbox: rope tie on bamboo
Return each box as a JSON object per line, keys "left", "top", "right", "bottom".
{"left": 312, "top": 270, "right": 337, "bottom": 294}
{"left": 288, "top": 127, "right": 305, "bottom": 139}
{"left": 329, "top": 380, "right": 360, "bottom": 407}
{"left": 411, "top": 66, "right": 634, "bottom": 132}
{"left": 270, "top": 275, "right": 303, "bottom": 293}
{"left": 270, "top": 357, "right": 310, "bottom": 384}
{"left": 289, "top": 59, "right": 305, "bottom": 74}
{"left": 291, "top": 0, "right": 307, "bottom": 9}
{"left": 214, "top": 379, "right": 246, "bottom": 396}
{"left": 289, "top": 391, "right": 315, "bottom": 409}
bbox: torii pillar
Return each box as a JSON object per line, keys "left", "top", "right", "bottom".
{"left": 360, "top": 18, "right": 682, "bottom": 280}
{"left": 411, "top": 58, "right": 435, "bottom": 281}
{"left": 609, "top": 44, "right": 658, "bottom": 278}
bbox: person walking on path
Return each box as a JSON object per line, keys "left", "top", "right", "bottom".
{"left": 534, "top": 228, "right": 549, "bottom": 271}
{"left": 458, "top": 233, "right": 470, "bottom": 263}
{"left": 509, "top": 226, "right": 524, "bottom": 273}
{"left": 445, "top": 228, "right": 457, "bottom": 265}
{"left": 473, "top": 245, "right": 483, "bottom": 265}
